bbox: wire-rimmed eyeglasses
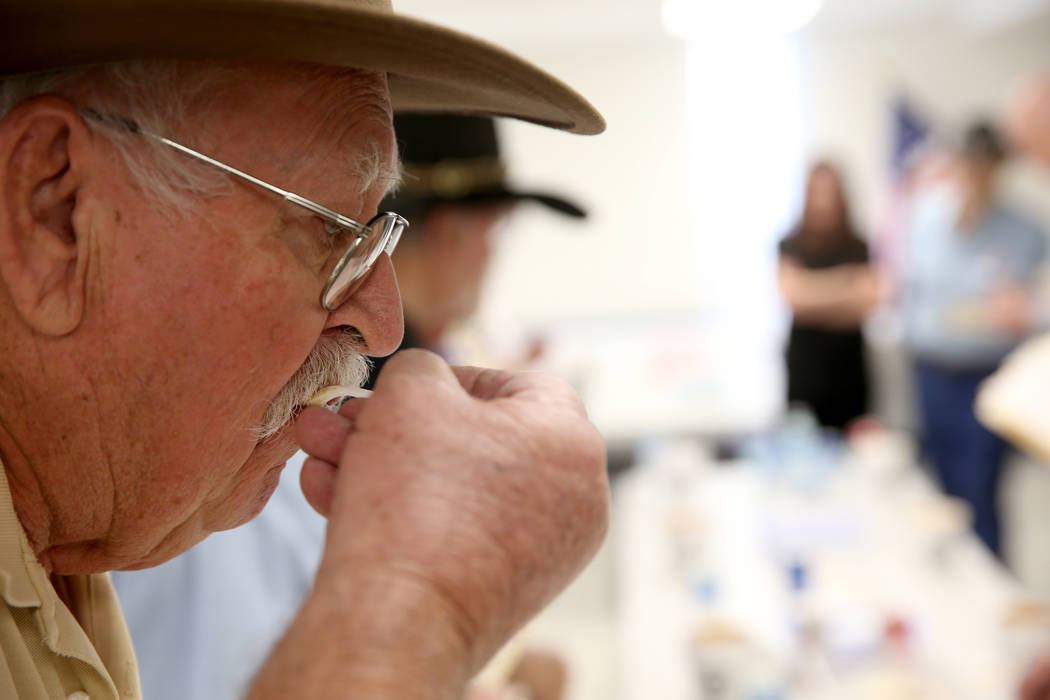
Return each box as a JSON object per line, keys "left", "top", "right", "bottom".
{"left": 81, "top": 108, "right": 407, "bottom": 312}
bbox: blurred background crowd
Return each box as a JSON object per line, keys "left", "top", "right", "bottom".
{"left": 112, "top": 0, "right": 1050, "bottom": 698}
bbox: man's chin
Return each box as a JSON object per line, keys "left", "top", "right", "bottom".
{"left": 209, "top": 426, "right": 299, "bottom": 532}
{"left": 213, "top": 457, "right": 288, "bottom": 532}
{"left": 118, "top": 455, "right": 287, "bottom": 569}
{"left": 239, "top": 462, "right": 286, "bottom": 526}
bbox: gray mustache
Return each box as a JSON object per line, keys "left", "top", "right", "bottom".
{"left": 254, "top": 327, "right": 372, "bottom": 440}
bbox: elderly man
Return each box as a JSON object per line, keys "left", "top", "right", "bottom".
{"left": 111, "top": 112, "right": 586, "bottom": 700}
{"left": 367, "top": 113, "right": 585, "bottom": 379}
{"left": 0, "top": 2, "right": 609, "bottom": 699}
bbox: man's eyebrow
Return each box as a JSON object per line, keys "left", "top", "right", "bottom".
{"left": 353, "top": 140, "right": 403, "bottom": 199}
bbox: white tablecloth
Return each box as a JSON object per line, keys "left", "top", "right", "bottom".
{"left": 616, "top": 436, "right": 1040, "bottom": 700}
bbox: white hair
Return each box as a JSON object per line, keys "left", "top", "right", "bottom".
{"left": 1, "top": 62, "right": 400, "bottom": 212}
{"left": 355, "top": 138, "right": 402, "bottom": 201}
{"left": 0, "top": 62, "right": 231, "bottom": 212}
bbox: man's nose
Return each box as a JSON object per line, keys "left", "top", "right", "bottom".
{"left": 324, "top": 254, "right": 404, "bottom": 356}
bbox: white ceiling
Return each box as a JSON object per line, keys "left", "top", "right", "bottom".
{"left": 394, "top": 0, "right": 1050, "bottom": 47}
{"left": 813, "top": 0, "right": 1050, "bottom": 32}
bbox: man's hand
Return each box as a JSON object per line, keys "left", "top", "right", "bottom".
{"left": 464, "top": 685, "right": 529, "bottom": 700}
{"left": 250, "top": 350, "right": 609, "bottom": 700}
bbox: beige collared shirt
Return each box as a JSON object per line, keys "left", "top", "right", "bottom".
{"left": 0, "top": 465, "right": 141, "bottom": 700}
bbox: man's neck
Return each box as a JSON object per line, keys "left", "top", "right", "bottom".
{"left": 0, "top": 394, "right": 114, "bottom": 575}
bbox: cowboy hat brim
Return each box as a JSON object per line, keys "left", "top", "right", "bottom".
{"left": 0, "top": 0, "right": 605, "bottom": 135}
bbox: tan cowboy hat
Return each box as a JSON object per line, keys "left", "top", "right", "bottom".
{"left": 0, "top": 0, "right": 605, "bottom": 135}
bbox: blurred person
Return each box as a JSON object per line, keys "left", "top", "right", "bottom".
{"left": 367, "top": 113, "right": 586, "bottom": 383}
{"left": 778, "top": 161, "right": 881, "bottom": 430}
{"left": 113, "top": 113, "right": 583, "bottom": 700}
{"left": 900, "top": 122, "right": 1047, "bottom": 558}
{"left": 0, "top": 3, "right": 611, "bottom": 700}
{"left": 1008, "top": 75, "right": 1050, "bottom": 168}
{"left": 996, "top": 76, "right": 1050, "bottom": 700}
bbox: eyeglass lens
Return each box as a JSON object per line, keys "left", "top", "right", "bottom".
{"left": 321, "top": 213, "right": 406, "bottom": 311}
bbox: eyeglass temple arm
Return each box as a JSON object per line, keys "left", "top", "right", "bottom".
{"left": 152, "top": 136, "right": 368, "bottom": 234}
{"left": 81, "top": 108, "right": 368, "bottom": 235}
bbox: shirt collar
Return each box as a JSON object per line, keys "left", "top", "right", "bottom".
{"left": 0, "top": 463, "right": 45, "bottom": 607}
{"left": 0, "top": 460, "right": 117, "bottom": 686}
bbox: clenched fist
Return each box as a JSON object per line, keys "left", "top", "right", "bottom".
{"left": 250, "top": 350, "right": 609, "bottom": 700}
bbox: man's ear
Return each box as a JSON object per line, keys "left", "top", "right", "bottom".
{"left": 0, "top": 95, "right": 94, "bottom": 336}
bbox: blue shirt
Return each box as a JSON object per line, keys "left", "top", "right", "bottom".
{"left": 901, "top": 185, "right": 1047, "bottom": 368}
{"left": 111, "top": 454, "right": 325, "bottom": 700}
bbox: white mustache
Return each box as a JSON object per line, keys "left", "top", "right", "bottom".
{"left": 254, "top": 329, "right": 372, "bottom": 440}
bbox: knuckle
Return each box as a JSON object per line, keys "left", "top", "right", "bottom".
{"left": 377, "top": 347, "right": 446, "bottom": 379}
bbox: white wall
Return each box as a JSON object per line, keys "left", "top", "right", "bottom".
{"left": 397, "top": 4, "right": 1050, "bottom": 324}
{"left": 797, "top": 16, "right": 1050, "bottom": 428}
{"left": 799, "top": 15, "right": 1050, "bottom": 233}
{"left": 487, "top": 40, "right": 693, "bottom": 324}
{"left": 392, "top": 2, "right": 1050, "bottom": 436}
{"left": 395, "top": 2, "right": 695, "bottom": 325}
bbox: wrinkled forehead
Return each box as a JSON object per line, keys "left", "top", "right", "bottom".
{"left": 210, "top": 65, "right": 398, "bottom": 184}
{"left": 68, "top": 61, "right": 399, "bottom": 192}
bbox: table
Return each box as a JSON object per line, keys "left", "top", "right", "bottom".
{"left": 616, "top": 432, "right": 1046, "bottom": 700}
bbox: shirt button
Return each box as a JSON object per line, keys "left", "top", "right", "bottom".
{"left": 67, "top": 693, "right": 90, "bottom": 700}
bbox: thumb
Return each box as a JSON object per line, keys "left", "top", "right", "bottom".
{"left": 372, "top": 348, "right": 461, "bottom": 392}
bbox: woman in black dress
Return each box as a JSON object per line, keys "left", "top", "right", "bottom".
{"left": 778, "top": 161, "right": 880, "bottom": 430}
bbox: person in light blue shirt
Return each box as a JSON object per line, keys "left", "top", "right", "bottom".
{"left": 901, "top": 122, "right": 1048, "bottom": 557}
{"left": 111, "top": 454, "right": 324, "bottom": 700}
